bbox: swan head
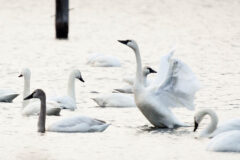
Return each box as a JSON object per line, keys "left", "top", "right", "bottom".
{"left": 118, "top": 40, "right": 138, "bottom": 50}
{"left": 18, "top": 68, "right": 31, "bottom": 78}
{"left": 72, "top": 69, "right": 84, "bottom": 82}
{"left": 193, "top": 109, "right": 218, "bottom": 132}
{"left": 143, "top": 66, "right": 157, "bottom": 76}
{"left": 24, "top": 89, "right": 45, "bottom": 100}
{"left": 193, "top": 111, "right": 205, "bottom": 132}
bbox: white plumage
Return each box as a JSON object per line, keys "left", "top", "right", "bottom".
{"left": 51, "top": 69, "right": 84, "bottom": 111}
{"left": 194, "top": 109, "right": 240, "bottom": 138}
{"left": 114, "top": 66, "right": 157, "bottom": 94}
{"left": 24, "top": 89, "right": 110, "bottom": 133}
{"left": 118, "top": 40, "right": 201, "bottom": 128}
{"left": 19, "top": 68, "right": 61, "bottom": 116}
{"left": 47, "top": 115, "right": 110, "bottom": 132}
{"left": 207, "top": 130, "right": 240, "bottom": 152}
{"left": 87, "top": 53, "right": 121, "bottom": 67}
{"left": 92, "top": 93, "right": 136, "bottom": 108}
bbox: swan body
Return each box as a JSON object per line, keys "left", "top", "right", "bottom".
{"left": 92, "top": 93, "right": 136, "bottom": 108}
{"left": 19, "top": 68, "right": 61, "bottom": 116}
{"left": 24, "top": 89, "right": 109, "bottom": 133}
{"left": 51, "top": 69, "right": 84, "bottom": 111}
{"left": 87, "top": 53, "right": 121, "bottom": 67}
{"left": 0, "top": 89, "right": 19, "bottom": 102}
{"left": 194, "top": 109, "right": 240, "bottom": 138}
{"left": 114, "top": 84, "right": 133, "bottom": 94}
{"left": 47, "top": 115, "right": 110, "bottom": 132}
{"left": 207, "top": 130, "right": 240, "bottom": 152}
{"left": 118, "top": 40, "right": 200, "bottom": 128}
{"left": 114, "top": 66, "right": 157, "bottom": 94}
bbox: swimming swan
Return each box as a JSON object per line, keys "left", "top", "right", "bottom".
{"left": 51, "top": 69, "right": 84, "bottom": 110}
{"left": 87, "top": 53, "right": 121, "bottom": 67}
{"left": 207, "top": 130, "right": 240, "bottom": 152}
{"left": 0, "top": 89, "right": 19, "bottom": 103}
{"left": 92, "top": 93, "right": 136, "bottom": 108}
{"left": 19, "top": 68, "right": 61, "bottom": 116}
{"left": 114, "top": 66, "right": 157, "bottom": 93}
{"left": 118, "top": 39, "right": 201, "bottom": 128}
{"left": 24, "top": 89, "right": 110, "bottom": 133}
{"left": 193, "top": 109, "right": 240, "bottom": 138}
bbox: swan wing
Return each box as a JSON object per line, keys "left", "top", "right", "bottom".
{"left": 152, "top": 57, "right": 201, "bottom": 110}
{"left": 152, "top": 48, "right": 175, "bottom": 86}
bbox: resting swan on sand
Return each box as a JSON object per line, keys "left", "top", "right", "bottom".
{"left": 24, "top": 89, "right": 110, "bottom": 133}
{"left": 118, "top": 39, "right": 201, "bottom": 128}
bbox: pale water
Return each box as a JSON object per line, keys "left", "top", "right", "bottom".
{"left": 0, "top": 0, "right": 240, "bottom": 159}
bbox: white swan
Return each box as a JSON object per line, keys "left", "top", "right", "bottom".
{"left": 51, "top": 69, "right": 84, "bottom": 110}
{"left": 193, "top": 109, "right": 240, "bottom": 138}
{"left": 0, "top": 89, "right": 19, "bottom": 103}
{"left": 118, "top": 40, "right": 201, "bottom": 128}
{"left": 92, "top": 93, "right": 136, "bottom": 108}
{"left": 24, "top": 89, "right": 110, "bottom": 133}
{"left": 207, "top": 130, "right": 240, "bottom": 152}
{"left": 114, "top": 66, "right": 157, "bottom": 94}
{"left": 19, "top": 68, "right": 61, "bottom": 116}
{"left": 87, "top": 53, "right": 121, "bottom": 67}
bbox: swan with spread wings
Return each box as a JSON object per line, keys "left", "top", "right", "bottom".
{"left": 118, "top": 40, "right": 201, "bottom": 128}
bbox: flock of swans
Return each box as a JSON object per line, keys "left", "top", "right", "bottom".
{"left": 1, "top": 39, "right": 239, "bottom": 153}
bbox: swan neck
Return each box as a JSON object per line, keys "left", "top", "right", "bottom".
{"left": 142, "top": 73, "right": 148, "bottom": 86}
{"left": 23, "top": 76, "right": 30, "bottom": 108}
{"left": 200, "top": 110, "right": 218, "bottom": 137}
{"left": 133, "top": 47, "right": 143, "bottom": 86}
{"left": 67, "top": 73, "right": 76, "bottom": 101}
{"left": 38, "top": 95, "right": 46, "bottom": 133}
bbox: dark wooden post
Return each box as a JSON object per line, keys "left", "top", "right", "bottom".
{"left": 55, "top": 0, "right": 69, "bottom": 39}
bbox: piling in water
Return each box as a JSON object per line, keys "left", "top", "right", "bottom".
{"left": 55, "top": 0, "right": 69, "bottom": 39}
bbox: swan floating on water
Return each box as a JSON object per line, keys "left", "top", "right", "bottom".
{"left": 87, "top": 53, "right": 121, "bottom": 67}
{"left": 24, "top": 89, "right": 110, "bottom": 133}
{"left": 114, "top": 66, "right": 157, "bottom": 94}
{"left": 118, "top": 39, "right": 201, "bottom": 128}
{"left": 51, "top": 69, "right": 84, "bottom": 111}
{"left": 92, "top": 93, "right": 136, "bottom": 108}
{"left": 0, "top": 89, "right": 19, "bottom": 103}
{"left": 194, "top": 109, "right": 240, "bottom": 138}
{"left": 19, "top": 68, "right": 61, "bottom": 116}
{"left": 207, "top": 130, "right": 240, "bottom": 152}
{"left": 194, "top": 109, "right": 240, "bottom": 152}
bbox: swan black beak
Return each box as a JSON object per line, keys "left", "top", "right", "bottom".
{"left": 78, "top": 77, "right": 84, "bottom": 82}
{"left": 18, "top": 74, "right": 23, "bottom": 77}
{"left": 24, "top": 92, "right": 34, "bottom": 100}
{"left": 149, "top": 68, "right": 157, "bottom": 73}
{"left": 118, "top": 40, "right": 129, "bottom": 45}
{"left": 193, "top": 120, "right": 198, "bottom": 132}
